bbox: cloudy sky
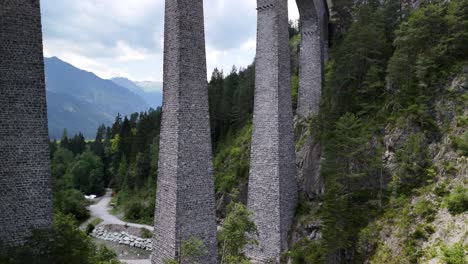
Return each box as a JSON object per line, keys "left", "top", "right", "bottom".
{"left": 41, "top": 0, "right": 299, "bottom": 83}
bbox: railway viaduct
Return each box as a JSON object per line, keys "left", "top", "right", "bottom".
{"left": 0, "top": 0, "right": 328, "bottom": 263}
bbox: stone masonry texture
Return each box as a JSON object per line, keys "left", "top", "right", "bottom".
{"left": 247, "top": 0, "right": 298, "bottom": 262}
{"left": 315, "top": 0, "right": 329, "bottom": 61}
{"left": 296, "top": 0, "right": 328, "bottom": 117}
{"left": 151, "top": 0, "right": 218, "bottom": 263}
{"left": 0, "top": 0, "right": 53, "bottom": 246}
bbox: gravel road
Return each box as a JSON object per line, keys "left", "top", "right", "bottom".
{"left": 89, "top": 189, "right": 154, "bottom": 231}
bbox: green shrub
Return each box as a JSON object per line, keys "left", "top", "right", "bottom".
{"left": 141, "top": 228, "right": 153, "bottom": 239}
{"left": 452, "top": 132, "right": 468, "bottom": 156}
{"left": 164, "top": 237, "right": 207, "bottom": 264}
{"left": 214, "top": 123, "right": 252, "bottom": 194}
{"left": 113, "top": 188, "right": 155, "bottom": 225}
{"left": 218, "top": 202, "right": 257, "bottom": 263}
{"left": 295, "top": 199, "right": 312, "bottom": 216}
{"left": 94, "top": 245, "right": 120, "bottom": 263}
{"left": 411, "top": 224, "right": 434, "bottom": 241}
{"left": 435, "top": 181, "right": 449, "bottom": 197}
{"left": 86, "top": 223, "right": 95, "bottom": 235}
{"left": 90, "top": 218, "right": 103, "bottom": 226}
{"left": 124, "top": 199, "right": 145, "bottom": 221}
{"left": 414, "top": 198, "right": 437, "bottom": 222}
{"left": 445, "top": 185, "right": 468, "bottom": 215}
{"left": 441, "top": 242, "right": 467, "bottom": 264}
{"left": 0, "top": 213, "right": 120, "bottom": 264}
{"left": 392, "top": 133, "right": 433, "bottom": 194}
{"left": 86, "top": 218, "right": 103, "bottom": 235}
{"left": 55, "top": 189, "right": 90, "bottom": 222}
{"left": 286, "top": 239, "right": 323, "bottom": 264}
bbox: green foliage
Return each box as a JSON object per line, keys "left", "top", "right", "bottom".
{"left": 386, "top": 0, "right": 468, "bottom": 131}
{"left": 60, "top": 129, "right": 87, "bottom": 155}
{"left": 0, "top": 213, "right": 120, "bottom": 264}
{"left": 164, "top": 237, "right": 207, "bottom": 264}
{"left": 286, "top": 239, "right": 323, "bottom": 264}
{"left": 320, "top": 112, "right": 385, "bottom": 261}
{"left": 452, "top": 132, "right": 468, "bottom": 157}
{"left": 214, "top": 123, "right": 252, "bottom": 194}
{"left": 97, "top": 109, "right": 162, "bottom": 224}
{"left": 391, "top": 133, "right": 434, "bottom": 194}
{"left": 123, "top": 199, "right": 145, "bottom": 221}
{"left": 286, "top": 0, "right": 468, "bottom": 262}
{"left": 444, "top": 185, "right": 468, "bottom": 215}
{"left": 55, "top": 188, "right": 90, "bottom": 222}
{"left": 50, "top": 145, "right": 106, "bottom": 223}
{"left": 86, "top": 222, "right": 96, "bottom": 235}
{"left": 295, "top": 198, "right": 312, "bottom": 217}
{"left": 291, "top": 75, "right": 299, "bottom": 112}
{"left": 69, "top": 150, "right": 106, "bottom": 195}
{"left": 441, "top": 242, "right": 467, "bottom": 264}
{"left": 115, "top": 189, "right": 155, "bottom": 225}
{"left": 94, "top": 245, "right": 121, "bottom": 264}
{"left": 413, "top": 198, "right": 437, "bottom": 222}
{"left": 218, "top": 202, "right": 257, "bottom": 264}
{"left": 86, "top": 218, "right": 103, "bottom": 234}
{"left": 323, "top": 3, "right": 392, "bottom": 118}
{"left": 141, "top": 228, "right": 153, "bottom": 239}
{"left": 208, "top": 66, "right": 255, "bottom": 149}
{"left": 90, "top": 218, "right": 104, "bottom": 226}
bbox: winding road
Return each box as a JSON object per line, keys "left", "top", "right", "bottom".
{"left": 89, "top": 189, "right": 154, "bottom": 231}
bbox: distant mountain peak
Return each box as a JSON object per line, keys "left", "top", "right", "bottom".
{"left": 44, "top": 57, "right": 150, "bottom": 139}
{"left": 135, "top": 80, "right": 163, "bottom": 93}
{"left": 111, "top": 77, "right": 162, "bottom": 108}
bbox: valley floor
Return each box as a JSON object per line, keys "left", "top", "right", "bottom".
{"left": 89, "top": 189, "right": 153, "bottom": 231}
{"left": 87, "top": 189, "right": 152, "bottom": 263}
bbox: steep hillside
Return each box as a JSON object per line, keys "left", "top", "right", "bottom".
{"left": 366, "top": 75, "right": 467, "bottom": 264}
{"left": 287, "top": 0, "right": 468, "bottom": 263}
{"left": 44, "top": 57, "right": 149, "bottom": 138}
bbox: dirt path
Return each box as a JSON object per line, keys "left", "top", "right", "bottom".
{"left": 88, "top": 189, "right": 153, "bottom": 263}
{"left": 89, "top": 189, "right": 154, "bottom": 231}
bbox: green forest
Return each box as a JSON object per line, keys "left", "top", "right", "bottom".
{"left": 2, "top": 0, "right": 467, "bottom": 263}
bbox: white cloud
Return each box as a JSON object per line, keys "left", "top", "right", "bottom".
{"left": 240, "top": 39, "right": 256, "bottom": 51}
{"left": 115, "top": 41, "right": 147, "bottom": 62}
{"left": 42, "top": 0, "right": 302, "bottom": 82}
{"left": 289, "top": 0, "right": 300, "bottom": 21}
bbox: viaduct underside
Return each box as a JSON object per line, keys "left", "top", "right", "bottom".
{"left": 0, "top": 0, "right": 327, "bottom": 262}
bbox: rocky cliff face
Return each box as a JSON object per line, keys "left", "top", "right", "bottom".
{"left": 291, "top": 73, "right": 467, "bottom": 263}
{"left": 367, "top": 74, "right": 467, "bottom": 264}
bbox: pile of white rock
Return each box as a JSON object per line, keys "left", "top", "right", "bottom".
{"left": 90, "top": 226, "right": 152, "bottom": 251}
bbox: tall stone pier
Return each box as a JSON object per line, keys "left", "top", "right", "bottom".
{"left": 296, "top": 0, "right": 327, "bottom": 117}
{"left": 0, "top": 0, "right": 53, "bottom": 245}
{"left": 151, "top": 0, "right": 218, "bottom": 263}
{"left": 247, "top": 0, "right": 298, "bottom": 262}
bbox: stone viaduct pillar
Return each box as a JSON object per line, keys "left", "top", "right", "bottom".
{"left": 247, "top": 0, "right": 298, "bottom": 262}
{"left": 296, "top": 0, "right": 328, "bottom": 117}
{"left": 151, "top": 0, "right": 218, "bottom": 263}
{"left": 0, "top": 0, "right": 53, "bottom": 245}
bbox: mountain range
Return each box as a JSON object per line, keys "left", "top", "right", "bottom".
{"left": 110, "top": 77, "right": 163, "bottom": 108}
{"left": 45, "top": 57, "right": 162, "bottom": 139}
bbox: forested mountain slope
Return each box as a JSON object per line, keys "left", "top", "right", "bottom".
{"left": 45, "top": 57, "right": 149, "bottom": 138}
{"left": 288, "top": 0, "right": 468, "bottom": 263}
